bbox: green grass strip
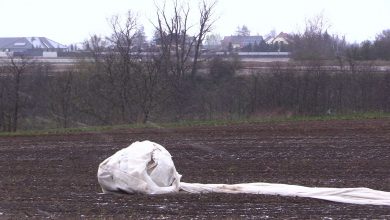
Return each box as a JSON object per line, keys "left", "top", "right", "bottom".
{"left": 0, "top": 112, "right": 389, "bottom": 137}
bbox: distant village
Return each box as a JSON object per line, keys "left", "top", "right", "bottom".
{"left": 0, "top": 32, "right": 292, "bottom": 59}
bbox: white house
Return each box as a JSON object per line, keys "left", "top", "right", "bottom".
{"left": 266, "top": 32, "right": 292, "bottom": 45}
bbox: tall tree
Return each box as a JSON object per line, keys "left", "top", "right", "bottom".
{"left": 154, "top": 0, "right": 217, "bottom": 78}
{"left": 291, "top": 13, "right": 345, "bottom": 60}
{"left": 191, "top": 0, "right": 217, "bottom": 77}
{"left": 80, "top": 12, "right": 141, "bottom": 124}
{"left": 0, "top": 55, "right": 35, "bottom": 132}
{"left": 236, "top": 25, "right": 250, "bottom": 36}
{"left": 204, "top": 33, "right": 222, "bottom": 49}
{"left": 153, "top": 0, "right": 217, "bottom": 119}
{"left": 374, "top": 29, "right": 390, "bottom": 60}
{"left": 49, "top": 70, "right": 75, "bottom": 128}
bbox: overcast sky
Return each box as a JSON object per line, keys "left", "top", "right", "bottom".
{"left": 1, "top": 0, "right": 389, "bottom": 45}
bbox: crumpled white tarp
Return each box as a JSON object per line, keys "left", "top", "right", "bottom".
{"left": 97, "top": 140, "right": 390, "bottom": 206}
{"left": 98, "top": 141, "right": 181, "bottom": 194}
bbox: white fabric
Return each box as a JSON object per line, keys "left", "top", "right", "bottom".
{"left": 97, "top": 141, "right": 181, "bottom": 194}
{"left": 180, "top": 182, "right": 390, "bottom": 206}
{"left": 97, "top": 140, "right": 390, "bottom": 206}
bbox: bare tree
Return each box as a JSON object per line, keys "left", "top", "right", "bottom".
{"left": 84, "top": 35, "right": 108, "bottom": 58}
{"left": 236, "top": 25, "right": 250, "bottom": 36}
{"left": 291, "top": 13, "right": 342, "bottom": 60}
{"left": 80, "top": 12, "right": 142, "bottom": 124}
{"left": 374, "top": 29, "right": 390, "bottom": 60}
{"left": 107, "top": 11, "right": 140, "bottom": 123}
{"left": 49, "top": 69, "right": 75, "bottom": 128}
{"left": 191, "top": 0, "right": 217, "bottom": 77}
{"left": 81, "top": 11, "right": 164, "bottom": 124}
{"left": 0, "top": 65, "right": 8, "bottom": 131}
{"left": 154, "top": 0, "right": 217, "bottom": 78}
{"left": 153, "top": 0, "right": 217, "bottom": 119}
{"left": 133, "top": 57, "right": 165, "bottom": 123}
{"left": 204, "top": 33, "right": 222, "bottom": 50}
{"left": 0, "top": 55, "right": 35, "bottom": 132}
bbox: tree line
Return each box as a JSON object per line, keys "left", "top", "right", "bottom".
{"left": 0, "top": 1, "right": 389, "bottom": 132}
{"left": 291, "top": 14, "right": 390, "bottom": 61}
{"left": 1, "top": 55, "right": 389, "bottom": 132}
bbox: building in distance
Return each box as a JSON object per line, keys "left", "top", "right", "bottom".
{"left": 0, "top": 37, "right": 67, "bottom": 57}
{"left": 221, "top": 35, "right": 263, "bottom": 51}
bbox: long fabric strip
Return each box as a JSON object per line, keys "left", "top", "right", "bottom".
{"left": 98, "top": 141, "right": 390, "bottom": 206}
{"left": 180, "top": 182, "right": 390, "bottom": 206}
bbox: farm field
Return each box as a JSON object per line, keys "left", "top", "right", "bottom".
{"left": 1, "top": 119, "right": 390, "bottom": 219}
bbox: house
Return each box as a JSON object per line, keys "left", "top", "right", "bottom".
{"left": 265, "top": 32, "right": 292, "bottom": 52}
{"left": 0, "top": 37, "right": 67, "bottom": 57}
{"left": 264, "top": 35, "right": 274, "bottom": 44}
{"left": 266, "top": 32, "right": 292, "bottom": 45}
{"left": 221, "top": 35, "right": 263, "bottom": 50}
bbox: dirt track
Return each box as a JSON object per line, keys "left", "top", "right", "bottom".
{"left": 1, "top": 119, "right": 390, "bottom": 219}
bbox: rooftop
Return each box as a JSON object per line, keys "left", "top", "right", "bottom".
{"left": 0, "top": 37, "right": 67, "bottom": 50}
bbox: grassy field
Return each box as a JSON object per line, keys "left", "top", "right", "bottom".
{"left": 1, "top": 112, "right": 389, "bottom": 137}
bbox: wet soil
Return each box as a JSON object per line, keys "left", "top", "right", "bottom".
{"left": 1, "top": 119, "right": 390, "bottom": 219}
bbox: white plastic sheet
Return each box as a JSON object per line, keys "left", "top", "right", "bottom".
{"left": 97, "top": 141, "right": 181, "bottom": 194}
{"left": 97, "top": 140, "right": 390, "bottom": 206}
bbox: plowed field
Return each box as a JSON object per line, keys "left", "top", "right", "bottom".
{"left": 1, "top": 119, "right": 390, "bottom": 219}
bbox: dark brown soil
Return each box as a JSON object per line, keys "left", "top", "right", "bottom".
{"left": 1, "top": 119, "right": 390, "bottom": 219}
